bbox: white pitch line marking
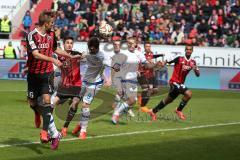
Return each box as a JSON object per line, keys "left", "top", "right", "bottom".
{"left": 0, "top": 121, "right": 240, "bottom": 148}
{"left": 0, "top": 90, "right": 25, "bottom": 92}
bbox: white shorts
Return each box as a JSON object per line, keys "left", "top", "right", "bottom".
{"left": 121, "top": 79, "right": 138, "bottom": 100}
{"left": 80, "top": 79, "right": 104, "bottom": 104}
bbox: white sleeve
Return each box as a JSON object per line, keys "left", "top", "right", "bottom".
{"left": 137, "top": 52, "right": 147, "bottom": 64}
{"left": 103, "top": 55, "right": 112, "bottom": 67}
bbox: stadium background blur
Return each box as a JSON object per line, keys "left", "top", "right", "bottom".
{"left": 0, "top": 0, "right": 240, "bottom": 47}
{"left": 0, "top": 1, "right": 240, "bottom": 160}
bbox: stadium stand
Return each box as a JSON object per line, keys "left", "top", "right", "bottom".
{"left": 6, "top": 0, "right": 240, "bottom": 47}
{"left": 11, "top": 0, "right": 53, "bottom": 39}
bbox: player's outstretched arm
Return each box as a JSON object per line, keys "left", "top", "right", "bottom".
{"left": 144, "top": 60, "right": 165, "bottom": 69}
{"left": 32, "top": 50, "right": 62, "bottom": 67}
{"left": 54, "top": 47, "right": 73, "bottom": 58}
{"left": 153, "top": 54, "right": 164, "bottom": 59}
{"left": 55, "top": 47, "right": 85, "bottom": 59}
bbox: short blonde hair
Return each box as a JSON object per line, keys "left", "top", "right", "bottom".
{"left": 38, "top": 10, "right": 54, "bottom": 26}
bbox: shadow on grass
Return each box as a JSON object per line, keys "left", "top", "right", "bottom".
{"left": 54, "top": 90, "right": 114, "bottom": 121}
{"left": 0, "top": 138, "right": 49, "bottom": 155}
{"left": 8, "top": 133, "right": 240, "bottom": 160}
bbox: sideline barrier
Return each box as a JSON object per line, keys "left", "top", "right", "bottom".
{"left": 0, "top": 59, "right": 239, "bottom": 91}
{"left": 0, "top": 40, "right": 239, "bottom": 68}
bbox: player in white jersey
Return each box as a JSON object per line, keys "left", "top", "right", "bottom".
{"left": 111, "top": 37, "right": 163, "bottom": 124}
{"left": 111, "top": 40, "right": 136, "bottom": 117}
{"left": 111, "top": 40, "right": 123, "bottom": 109}
{"left": 72, "top": 37, "right": 119, "bottom": 139}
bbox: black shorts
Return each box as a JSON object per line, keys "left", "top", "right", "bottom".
{"left": 168, "top": 83, "right": 189, "bottom": 99}
{"left": 138, "top": 75, "right": 154, "bottom": 87}
{"left": 27, "top": 72, "right": 54, "bottom": 99}
{"left": 56, "top": 85, "right": 81, "bottom": 99}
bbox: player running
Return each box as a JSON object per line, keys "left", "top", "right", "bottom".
{"left": 26, "top": 11, "right": 79, "bottom": 149}
{"left": 51, "top": 36, "right": 83, "bottom": 137}
{"left": 138, "top": 42, "right": 164, "bottom": 113}
{"left": 111, "top": 37, "right": 163, "bottom": 124}
{"left": 111, "top": 40, "right": 123, "bottom": 109}
{"left": 72, "top": 37, "right": 119, "bottom": 140}
{"left": 149, "top": 45, "right": 200, "bottom": 121}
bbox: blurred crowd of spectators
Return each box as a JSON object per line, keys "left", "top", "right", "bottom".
{"left": 18, "top": 0, "right": 240, "bottom": 48}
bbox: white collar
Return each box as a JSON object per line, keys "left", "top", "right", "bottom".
{"left": 35, "top": 28, "right": 46, "bottom": 37}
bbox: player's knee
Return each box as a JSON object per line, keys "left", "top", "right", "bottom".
{"left": 71, "top": 102, "right": 78, "bottom": 110}
{"left": 82, "top": 102, "right": 90, "bottom": 108}
{"left": 73, "top": 97, "right": 80, "bottom": 104}
{"left": 117, "top": 90, "right": 123, "bottom": 98}
{"left": 128, "top": 97, "right": 136, "bottom": 106}
{"left": 185, "top": 90, "right": 192, "bottom": 99}
{"left": 42, "top": 95, "right": 51, "bottom": 104}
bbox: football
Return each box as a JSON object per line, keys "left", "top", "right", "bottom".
{"left": 99, "top": 21, "right": 113, "bottom": 38}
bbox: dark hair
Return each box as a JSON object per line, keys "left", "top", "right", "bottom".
{"left": 144, "top": 41, "right": 151, "bottom": 46}
{"left": 88, "top": 37, "right": 100, "bottom": 49}
{"left": 185, "top": 44, "right": 193, "bottom": 50}
{"left": 63, "top": 36, "right": 74, "bottom": 43}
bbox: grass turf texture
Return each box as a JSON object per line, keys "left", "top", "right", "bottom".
{"left": 0, "top": 80, "right": 239, "bottom": 160}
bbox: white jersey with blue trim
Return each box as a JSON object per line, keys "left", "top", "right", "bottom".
{"left": 83, "top": 50, "right": 112, "bottom": 83}
{"left": 121, "top": 50, "right": 146, "bottom": 80}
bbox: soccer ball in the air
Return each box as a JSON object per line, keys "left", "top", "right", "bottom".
{"left": 99, "top": 21, "right": 113, "bottom": 38}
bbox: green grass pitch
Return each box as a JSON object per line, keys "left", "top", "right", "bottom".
{"left": 0, "top": 80, "right": 240, "bottom": 160}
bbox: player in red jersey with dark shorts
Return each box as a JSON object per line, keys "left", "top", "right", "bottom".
{"left": 52, "top": 36, "right": 82, "bottom": 137}
{"left": 138, "top": 42, "right": 163, "bottom": 113}
{"left": 26, "top": 11, "right": 80, "bottom": 149}
{"left": 149, "top": 45, "right": 200, "bottom": 120}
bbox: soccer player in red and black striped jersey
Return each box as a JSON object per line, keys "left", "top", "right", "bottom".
{"left": 26, "top": 11, "right": 80, "bottom": 149}
{"left": 51, "top": 36, "right": 82, "bottom": 137}
{"left": 138, "top": 42, "right": 164, "bottom": 113}
{"left": 149, "top": 45, "right": 200, "bottom": 121}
